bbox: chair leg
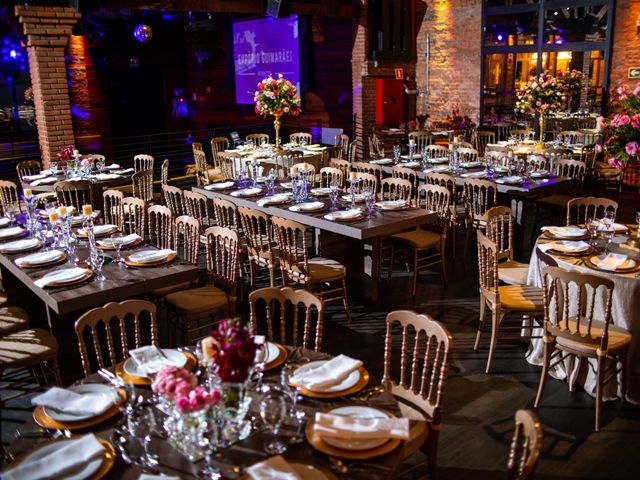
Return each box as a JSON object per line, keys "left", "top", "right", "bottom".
{"left": 341, "top": 279, "right": 352, "bottom": 324}
{"left": 451, "top": 219, "right": 457, "bottom": 260}
{"left": 440, "top": 247, "right": 448, "bottom": 285}
{"left": 485, "top": 308, "right": 500, "bottom": 374}
{"left": 411, "top": 250, "right": 419, "bottom": 296}
{"left": 595, "top": 354, "right": 605, "bottom": 432}
{"left": 428, "top": 429, "right": 439, "bottom": 480}
{"left": 248, "top": 261, "right": 255, "bottom": 288}
{"left": 618, "top": 352, "right": 627, "bottom": 401}
{"left": 268, "top": 265, "right": 276, "bottom": 288}
{"left": 474, "top": 297, "right": 486, "bottom": 351}
{"left": 387, "top": 244, "right": 395, "bottom": 282}
{"left": 534, "top": 339, "right": 553, "bottom": 407}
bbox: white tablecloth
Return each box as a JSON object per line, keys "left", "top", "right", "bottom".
{"left": 526, "top": 236, "right": 640, "bottom": 403}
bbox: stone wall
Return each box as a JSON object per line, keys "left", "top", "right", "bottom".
{"left": 610, "top": 0, "right": 640, "bottom": 91}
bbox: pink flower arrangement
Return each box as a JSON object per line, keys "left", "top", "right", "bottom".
{"left": 57, "top": 145, "right": 75, "bottom": 161}
{"left": 557, "top": 69, "right": 585, "bottom": 102}
{"left": 598, "top": 81, "right": 640, "bottom": 169}
{"left": 515, "top": 72, "right": 564, "bottom": 115}
{"left": 254, "top": 74, "right": 301, "bottom": 118}
{"left": 151, "top": 365, "right": 197, "bottom": 399}
{"left": 207, "top": 319, "right": 259, "bottom": 384}
{"left": 176, "top": 387, "right": 221, "bottom": 414}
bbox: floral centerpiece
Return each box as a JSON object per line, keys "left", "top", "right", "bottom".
{"left": 57, "top": 145, "right": 76, "bottom": 161}
{"left": 254, "top": 74, "right": 302, "bottom": 151}
{"left": 515, "top": 72, "right": 564, "bottom": 148}
{"left": 557, "top": 69, "right": 585, "bottom": 109}
{"left": 597, "top": 82, "right": 640, "bottom": 171}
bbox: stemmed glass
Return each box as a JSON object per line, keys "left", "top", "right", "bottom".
{"left": 636, "top": 210, "right": 640, "bottom": 237}
{"left": 329, "top": 184, "right": 339, "bottom": 211}
{"left": 586, "top": 217, "right": 598, "bottom": 247}
{"left": 5, "top": 202, "right": 16, "bottom": 227}
{"left": 50, "top": 161, "right": 58, "bottom": 174}
{"left": 392, "top": 145, "right": 401, "bottom": 164}
{"left": 111, "top": 232, "right": 124, "bottom": 264}
{"left": 602, "top": 225, "right": 615, "bottom": 254}
{"left": 364, "top": 187, "right": 376, "bottom": 218}
{"left": 96, "top": 158, "right": 106, "bottom": 174}
{"left": 127, "top": 406, "right": 159, "bottom": 468}
{"left": 91, "top": 249, "right": 106, "bottom": 281}
{"left": 421, "top": 147, "right": 429, "bottom": 169}
{"left": 259, "top": 390, "right": 288, "bottom": 455}
{"left": 267, "top": 171, "right": 276, "bottom": 196}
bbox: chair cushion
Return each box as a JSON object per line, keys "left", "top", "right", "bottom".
{"left": 308, "top": 257, "right": 346, "bottom": 282}
{"left": 0, "top": 307, "right": 29, "bottom": 335}
{"left": 498, "top": 260, "right": 529, "bottom": 286}
{"left": 151, "top": 281, "right": 193, "bottom": 297}
{"left": 498, "top": 285, "right": 544, "bottom": 312}
{"left": 165, "top": 286, "right": 229, "bottom": 315}
{"left": 0, "top": 328, "right": 59, "bottom": 368}
{"left": 553, "top": 318, "right": 632, "bottom": 355}
{"left": 391, "top": 229, "right": 441, "bottom": 249}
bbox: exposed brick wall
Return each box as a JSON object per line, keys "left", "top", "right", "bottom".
{"left": 15, "top": 5, "right": 80, "bottom": 167}
{"left": 610, "top": 0, "right": 640, "bottom": 92}
{"left": 415, "top": 0, "right": 481, "bottom": 124}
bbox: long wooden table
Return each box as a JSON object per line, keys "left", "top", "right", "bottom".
{"left": 194, "top": 186, "right": 437, "bottom": 300}
{"left": 0, "top": 235, "right": 198, "bottom": 382}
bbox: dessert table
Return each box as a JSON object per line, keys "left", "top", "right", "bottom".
{"left": 4, "top": 347, "right": 427, "bottom": 480}
{"left": 525, "top": 229, "right": 640, "bottom": 403}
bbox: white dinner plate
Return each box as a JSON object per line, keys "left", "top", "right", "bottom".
{"left": 548, "top": 240, "right": 590, "bottom": 254}
{"left": 369, "top": 159, "right": 393, "bottom": 165}
{"left": 290, "top": 462, "right": 333, "bottom": 479}
{"left": 0, "top": 217, "right": 10, "bottom": 227}
{"left": 0, "top": 226, "right": 25, "bottom": 239}
{"left": 319, "top": 406, "right": 391, "bottom": 451}
{"left": 429, "top": 157, "right": 449, "bottom": 164}
{"left": 122, "top": 349, "right": 187, "bottom": 378}
{"left": 590, "top": 255, "right": 637, "bottom": 271}
{"left": 231, "top": 187, "right": 263, "bottom": 197}
{"left": 311, "top": 187, "right": 332, "bottom": 196}
{"left": 293, "top": 360, "right": 360, "bottom": 393}
{"left": 460, "top": 162, "right": 482, "bottom": 168}
{"left": 15, "top": 249, "right": 65, "bottom": 266}
{"left": 43, "top": 384, "right": 120, "bottom": 422}
{"left": 324, "top": 209, "right": 363, "bottom": 222}
{"left": 375, "top": 200, "right": 407, "bottom": 211}
{"left": 289, "top": 201, "right": 325, "bottom": 212}
{"left": 0, "top": 238, "right": 41, "bottom": 253}
{"left": 400, "top": 161, "right": 421, "bottom": 168}
{"left": 15, "top": 438, "right": 104, "bottom": 480}
{"left": 205, "top": 181, "right": 235, "bottom": 190}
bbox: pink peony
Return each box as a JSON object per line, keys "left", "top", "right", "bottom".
{"left": 176, "top": 396, "right": 192, "bottom": 413}
{"left": 595, "top": 143, "right": 603, "bottom": 153}
{"left": 608, "top": 157, "right": 624, "bottom": 169}
{"left": 631, "top": 114, "right": 640, "bottom": 129}
{"left": 611, "top": 114, "right": 631, "bottom": 128}
{"left": 625, "top": 141, "right": 639, "bottom": 157}
{"left": 596, "top": 116, "right": 605, "bottom": 131}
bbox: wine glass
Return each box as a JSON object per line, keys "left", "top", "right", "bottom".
{"left": 586, "top": 217, "right": 598, "bottom": 247}
{"left": 91, "top": 249, "right": 106, "bottom": 281}
{"left": 259, "top": 390, "right": 288, "bottom": 455}
{"left": 50, "top": 161, "right": 58, "bottom": 174}
{"left": 127, "top": 406, "right": 159, "bottom": 468}
{"left": 96, "top": 158, "right": 106, "bottom": 173}
{"left": 329, "top": 184, "right": 339, "bottom": 210}
{"left": 279, "top": 364, "right": 300, "bottom": 406}
{"left": 602, "top": 225, "right": 615, "bottom": 254}
{"left": 392, "top": 145, "right": 401, "bottom": 163}
{"left": 364, "top": 188, "right": 376, "bottom": 218}
{"left": 5, "top": 202, "right": 16, "bottom": 227}
{"left": 287, "top": 408, "right": 307, "bottom": 445}
{"left": 111, "top": 232, "right": 124, "bottom": 264}
{"left": 74, "top": 242, "right": 90, "bottom": 266}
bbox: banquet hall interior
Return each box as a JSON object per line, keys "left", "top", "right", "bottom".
{"left": 0, "top": 0, "right": 640, "bottom": 479}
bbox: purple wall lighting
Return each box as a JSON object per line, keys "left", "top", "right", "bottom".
{"left": 1, "top": 37, "right": 28, "bottom": 72}
{"left": 232, "top": 15, "right": 301, "bottom": 104}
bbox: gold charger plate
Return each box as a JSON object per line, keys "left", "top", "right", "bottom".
{"left": 542, "top": 230, "right": 590, "bottom": 241}
{"left": 264, "top": 342, "right": 288, "bottom": 371}
{"left": 123, "top": 251, "right": 177, "bottom": 267}
{"left": 291, "top": 365, "right": 369, "bottom": 399}
{"left": 583, "top": 255, "right": 640, "bottom": 274}
{"left": 115, "top": 350, "right": 197, "bottom": 385}
{"left": 33, "top": 389, "right": 125, "bottom": 430}
{"left": 97, "top": 238, "right": 143, "bottom": 250}
{"left": 305, "top": 405, "right": 401, "bottom": 460}
{"left": 16, "top": 251, "right": 68, "bottom": 269}
{"left": 0, "top": 240, "right": 43, "bottom": 254}
{"left": 0, "top": 230, "right": 26, "bottom": 241}
{"left": 40, "top": 268, "right": 93, "bottom": 288}
{"left": 546, "top": 247, "right": 594, "bottom": 258}
{"left": 240, "top": 462, "right": 337, "bottom": 480}
{"left": 5, "top": 437, "right": 116, "bottom": 480}
{"left": 76, "top": 226, "right": 118, "bottom": 238}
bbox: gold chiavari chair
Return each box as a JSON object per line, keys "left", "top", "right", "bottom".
{"left": 132, "top": 169, "right": 154, "bottom": 203}
{"left": 103, "top": 189, "right": 124, "bottom": 228}
{"left": 347, "top": 140, "right": 357, "bottom": 163}
{"left": 554, "top": 158, "right": 587, "bottom": 181}
{"left": 566, "top": 196, "right": 617, "bottom": 226}
{"left": 249, "top": 286, "right": 324, "bottom": 351}
{"left": 217, "top": 151, "right": 242, "bottom": 181}
{"left": 238, "top": 206, "right": 278, "bottom": 287}
{"left": 161, "top": 159, "right": 169, "bottom": 188}
{"left": 320, "top": 145, "right": 341, "bottom": 168}
{"left": 184, "top": 190, "right": 214, "bottom": 230}
{"left": 162, "top": 185, "right": 185, "bottom": 218}
{"left": 354, "top": 171, "right": 378, "bottom": 194}
{"left": 380, "top": 177, "right": 413, "bottom": 202}
{"left": 0, "top": 180, "right": 22, "bottom": 215}
{"left": 121, "top": 197, "right": 146, "bottom": 237}
{"left": 391, "top": 166, "right": 419, "bottom": 204}
{"left": 486, "top": 206, "right": 529, "bottom": 286}
{"left": 212, "top": 197, "right": 241, "bottom": 230}
{"left": 74, "top": 300, "right": 158, "bottom": 376}
{"left": 329, "top": 158, "right": 350, "bottom": 180}
{"left": 557, "top": 130, "right": 583, "bottom": 145}
{"left": 246, "top": 133, "right": 269, "bottom": 146}
{"left": 291, "top": 162, "right": 316, "bottom": 186}
{"left": 388, "top": 184, "right": 450, "bottom": 295}
{"left": 194, "top": 149, "right": 210, "bottom": 187}
{"left": 534, "top": 160, "right": 588, "bottom": 229}
{"left": 147, "top": 204, "right": 174, "bottom": 249}
{"left": 210, "top": 136, "right": 229, "bottom": 158}
{"left": 580, "top": 144, "right": 598, "bottom": 172}
{"left": 382, "top": 309, "right": 453, "bottom": 480}
{"left": 335, "top": 134, "right": 349, "bottom": 159}
{"left": 165, "top": 226, "right": 240, "bottom": 343}
{"left": 474, "top": 131, "right": 496, "bottom": 158}
{"left": 457, "top": 147, "right": 479, "bottom": 164}
{"left": 192, "top": 141, "right": 203, "bottom": 153}
{"left": 271, "top": 216, "right": 351, "bottom": 323}
{"left": 368, "top": 133, "right": 384, "bottom": 159}
{"left": 53, "top": 180, "right": 91, "bottom": 212}
{"left": 290, "top": 132, "right": 312, "bottom": 145}
{"left": 273, "top": 151, "right": 303, "bottom": 179}
{"left": 484, "top": 150, "right": 511, "bottom": 167}
{"left": 463, "top": 178, "right": 497, "bottom": 256}
{"left": 134, "top": 154, "right": 154, "bottom": 172}
{"left": 496, "top": 123, "right": 515, "bottom": 142}
{"left": 577, "top": 117, "right": 597, "bottom": 129}
{"left": 352, "top": 161, "right": 383, "bottom": 185}
{"left": 508, "top": 410, "right": 543, "bottom": 480}
{"left": 511, "top": 129, "right": 534, "bottom": 141}
{"left": 535, "top": 267, "right": 630, "bottom": 431}
{"left": 424, "top": 144, "right": 449, "bottom": 160}
{"left": 526, "top": 155, "right": 549, "bottom": 172}
{"left": 424, "top": 172, "right": 464, "bottom": 258}
{"left": 408, "top": 131, "right": 432, "bottom": 152}
{"left": 318, "top": 167, "right": 344, "bottom": 188}
{"left": 16, "top": 160, "right": 41, "bottom": 182}
{"left": 475, "top": 231, "right": 544, "bottom": 373}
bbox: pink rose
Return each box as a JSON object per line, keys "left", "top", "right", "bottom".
{"left": 176, "top": 396, "right": 192, "bottom": 413}
{"left": 596, "top": 116, "right": 605, "bottom": 131}
{"left": 595, "top": 143, "right": 603, "bottom": 153}
{"left": 174, "top": 380, "right": 193, "bottom": 398}
{"left": 634, "top": 82, "right": 640, "bottom": 97}
{"left": 625, "top": 141, "right": 638, "bottom": 157}
{"left": 631, "top": 114, "right": 640, "bottom": 129}
{"left": 611, "top": 114, "right": 630, "bottom": 128}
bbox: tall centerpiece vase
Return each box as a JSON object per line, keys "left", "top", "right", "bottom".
{"left": 535, "top": 115, "right": 546, "bottom": 151}
{"left": 273, "top": 114, "right": 283, "bottom": 152}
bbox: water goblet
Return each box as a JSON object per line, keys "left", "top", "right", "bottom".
{"left": 279, "top": 364, "right": 300, "bottom": 406}
{"left": 96, "top": 158, "right": 106, "bottom": 173}
{"left": 364, "top": 188, "right": 376, "bottom": 218}
{"left": 5, "top": 202, "right": 16, "bottom": 227}
{"left": 127, "top": 406, "right": 159, "bottom": 468}
{"left": 91, "top": 250, "right": 106, "bottom": 281}
{"left": 259, "top": 390, "right": 288, "bottom": 455}
{"left": 267, "top": 172, "right": 276, "bottom": 196}
{"left": 287, "top": 408, "right": 307, "bottom": 444}
{"left": 50, "top": 161, "right": 58, "bottom": 174}
{"left": 111, "top": 232, "right": 124, "bottom": 264}
{"left": 602, "top": 225, "right": 615, "bottom": 254}
{"left": 604, "top": 210, "right": 616, "bottom": 225}
{"left": 586, "top": 217, "right": 598, "bottom": 247}
{"left": 393, "top": 145, "right": 401, "bottom": 163}
{"left": 74, "top": 242, "right": 90, "bottom": 267}
{"left": 329, "top": 184, "right": 339, "bottom": 210}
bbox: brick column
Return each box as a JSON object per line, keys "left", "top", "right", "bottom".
{"left": 15, "top": 5, "right": 81, "bottom": 167}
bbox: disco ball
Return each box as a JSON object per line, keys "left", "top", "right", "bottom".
{"left": 133, "top": 24, "right": 153, "bottom": 43}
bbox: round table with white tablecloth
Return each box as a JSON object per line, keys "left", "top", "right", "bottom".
{"left": 526, "top": 232, "right": 640, "bottom": 403}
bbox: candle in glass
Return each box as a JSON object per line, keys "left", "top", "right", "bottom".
{"left": 82, "top": 204, "right": 93, "bottom": 217}
{"left": 24, "top": 188, "right": 33, "bottom": 199}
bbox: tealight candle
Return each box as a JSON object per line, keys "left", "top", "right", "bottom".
{"left": 58, "top": 206, "right": 67, "bottom": 216}
{"left": 82, "top": 204, "right": 93, "bottom": 216}
{"left": 291, "top": 166, "right": 298, "bottom": 175}
{"left": 49, "top": 211, "right": 59, "bottom": 223}
{"left": 350, "top": 172, "right": 357, "bottom": 180}
{"left": 251, "top": 157, "right": 257, "bottom": 164}
{"left": 303, "top": 162, "right": 309, "bottom": 171}
{"left": 201, "top": 337, "right": 215, "bottom": 361}
{"left": 73, "top": 149, "right": 79, "bottom": 156}
{"left": 24, "top": 188, "right": 33, "bottom": 199}
{"left": 409, "top": 139, "right": 416, "bottom": 146}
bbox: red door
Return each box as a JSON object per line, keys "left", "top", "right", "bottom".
{"left": 376, "top": 78, "right": 404, "bottom": 126}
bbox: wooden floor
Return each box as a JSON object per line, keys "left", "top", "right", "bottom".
{"left": 2, "top": 186, "right": 640, "bottom": 479}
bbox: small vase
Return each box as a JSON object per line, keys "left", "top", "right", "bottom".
{"left": 273, "top": 114, "right": 283, "bottom": 152}
{"left": 218, "top": 382, "right": 252, "bottom": 445}
{"left": 165, "top": 409, "right": 210, "bottom": 462}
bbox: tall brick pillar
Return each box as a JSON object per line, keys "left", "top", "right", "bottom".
{"left": 15, "top": 5, "right": 81, "bottom": 167}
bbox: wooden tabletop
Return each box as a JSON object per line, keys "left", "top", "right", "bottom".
{"left": 194, "top": 186, "right": 437, "bottom": 240}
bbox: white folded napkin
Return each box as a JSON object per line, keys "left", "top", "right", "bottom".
{"left": 129, "top": 345, "right": 176, "bottom": 375}
{"left": 594, "top": 253, "right": 628, "bottom": 271}
{"left": 31, "top": 177, "right": 57, "bottom": 186}
{"left": 106, "top": 163, "right": 120, "bottom": 169}
{"left": 313, "top": 412, "right": 410, "bottom": 440}
{"left": 0, "top": 227, "right": 24, "bottom": 238}
{"left": 34, "top": 267, "right": 88, "bottom": 288}
{"left": 0, "top": 238, "right": 41, "bottom": 252}
{"left": 1, "top": 434, "right": 105, "bottom": 480}
{"left": 22, "top": 174, "right": 47, "bottom": 182}
{"left": 246, "top": 455, "right": 301, "bottom": 480}
{"left": 290, "top": 354, "right": 362, "bottom": 390}
{"left": 15, "top": 250, "right": 63, "bottom": 266}
{"left": 548, "top": 240, "right": 590, "bottom": 253}
{"left": 97, "top": 233, "right": 141, "bottom": 247}
{"left": 375, "top": 200, "right": 407, "bottom": 210}
{"left": 114, "top": 168, "right": 134, "bottom": 174}
{"left": 597, "top": 222, "right": 627, "bottom": 233}
{"left": 401, "top": 161, "right": 421, "bottom": 168}
{"left": 460, "top": 162, "right": 482, "bottom": 168}
{"left": 289, "top": 201, "right": 324, "bottom": 212}
{"left": 541, "top": 226, "right": 587, "bottom": 238}
{"left": 231, "top": 188, "right": 262, "bottom": 197}
{"left": 205, "top": 181, "right": 235, "bottom": 190}
{"left": 324, "top": 209, "right": 362, "bottom": 221}
{"left": 461, "top": 171, "right": 487, "bottom": 178}
{"left": 31, "top": 387, "right": 115, "bottom": 416}
{"left": 496, "top": 176, "right": 523, "bottom": 184}
{"left": 370, "top": 158, "right": 394, "bottom": 165}
{"left": 94, "top": 173, "right": 120, "bottom": 180}
{"left": 341, "top": 194, "right": 367, "bottom": 202}
{"left": 78, "top": 224, "right": 117, "bottom": 236}
{"left": 0, "top": 218, "right": 10, "bottom": 227}
{"left": 128, "top": 249, "right": 175, "bottom": 264}
{"left": 424, "top": 166, "right": 450, "bottom": 173}
{"left": 257, "top": 194, "right": 290, "bottom": 206}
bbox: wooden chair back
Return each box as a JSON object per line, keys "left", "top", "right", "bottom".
{"left": 566, "top": 196, "right": 617, "bottom": 225}
{"left": 542, "top": 266, "right": 615, "bottom": 353}
{"left": 486, "top": 206, "right": 515, "bottom": 262}
{"left": 391, "top": 166, "right": 419, "bottom": 197}
{"left": 477, "top": 230, "right": 500, "bottom": 303}
{"left": 417, "top": 184, "right": 451, "bottom": 234}
{"left": 463, "top": 178, "right": 497, "bottom": 221}
{"left": 535, "top": 246, "right": 558, "bottom": 289}
{"left": 554, "top": 159, "right": 586, "bottom": 180}
{"left": 457, "top": 147, "right": 479, "bottom": 164}
{"left": 238, "top": 206, "right": 274, "bottom": 263}
{"left": 210, "top": 136, "right": 229, "bottom": 159}
{"left": 424, "top": 172, "right": 459, "bottom": 205}
{"left": 329, "top": 158, "right": 350, "bottom": 179}
{"left": 577, "top": 117, "right": 597, "bottom": 129}
{"left": 192, "top": 141, "right": 203, "bottom": 152}
{"left": 347, "top": 140, "right": 357, "bottom": 163}
{"left": 217, "top": 151, "right": 242, "bottom": 180}
{"left": 212, "top": 197, "right": 240, "bottom": 230}
{"left": 319, "top": 167, "right": 344, "bottom": 188}
{"left": 368, "top": 133, "right": 384, "bottom": 159}
{"left": 53, "top": 180, "right": 91, "bottom": 211}
{"left": 526, "top": 155, "right": 549, "bottom": 171}
{"left": 557, "top": 130, "right": 583, "bottom": 145}
{"left": 249, "top": 286, "right": 324, "bottom": 351}
{"left": 273, "top": 151, "right": 303, "bottom": 179}
{"left": 0, "top": 180, "right": 21, "bottom": 215}
{"left": 246, "top": 133, "right": 269, "bottom": 145}
{"left": 507, "top": 409, "right": 543, "bottom": 480}
{"left": 174, "top": 215, "right": 200, "bottom": 265}
{"left": 183, "top": 190, "right": 213, "bottom": 228}
{"left": 132, "top": 169, "right": 154, "bottom": 203}
{"left": 424, "top": 144, "right": 449, "bottom": 160}
{"left": 271, "top": 216, "right": 311, "bottom": 283}
{"left": 16, "top": 160, "right": 41, "bottom": 181}
{"left": 485, "top": 149, "right": 512, "bottom": 166}
{"left": 133, "top": 154, "right": 154, "bottom": 172}
{"left": 355, "top": 172, "right": 378, "bottom": 194}
{"left": 194, "top": 149, "right": 210, "bottom": 187}
{"left": 161, "top": 159, "right": 169, "bottom": 186}
{"left": 290, "top": 132, "right": 312, "bottom": 145}
{"left": 335, "top": 134, "right": 350, "bottom": 159}
{"left": 147, "top": 205, "right": 174, "bottom": 249}
{"left": 121, "top": 197, "right": 146, "bottom": 237}
{"left": 162, "top": 185, "right": 184, "bottom": 218}
{"left": 382, "top": 310, "right": 452, "bottom": 423}
{"left": 580, "top": 144, "right": 597, "bottom": 171}
{"left": 352, "top": 161, "right": 383, "bottom": 185}
{"left": 380, "top": 177, "right": 413, "bottom": 202}
{"left": 511, "top": 129, "right": 534, "bottom": 141}
{"left": 474, "top": 131, "right": 496, "bottom": 157}
{"left": 74, "top": 300, "right": 158, "bottom": 376}
{"left": 103, "top": 189, "right": 124, "bottom": 228}
{"left": 204, "top": 226, "right": 240, "bottom": 298}
{"left": 496, "top": 123, "right": 515, "bottom": 142}
{"left": 408, "top": 131, "right": 432, "bottom": 152}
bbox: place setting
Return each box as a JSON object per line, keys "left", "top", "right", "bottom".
{"left": 256, "top": 193, "right": 292, "bottom": 206}
{"left": 205, "top": 180, "right": 236, "bottom": 190}
{"left": 123, "top": 248, "right": 177, "bottom": 267}
{"left": 583, "top": 252, "right": 640, "bottom": 274}
{"left": 96, "top": 233, "right": 143, "bottom": 250}
{"left": 324, "top": 208, "right": 365, "bottom": 222}
{"left": 231, "top": 187, "right": 265, "bottom": 198}
{"left": 0, "top": 237, "right": 42, "bottom": 254}
{"left": 33, "top": 267, "right": 94, "bottom": 289}
{"left": 14, "top": 249, "right": 68, "bottom": 268}
{"left": 288, "top": 201, "right": 327, "bottom": 213}
{"left": 0, "top": 225, "right": 26, "bottom": 241}
{"left": 375, "top": 199, "right": 410, "bottom": 211}
{"left": 115, "top": 345, "right": 197, "bottom": 386}
{"left": 541, "top": 225, "right": 590, "bottom": 241}
{"left": 76, "top": 223, "right": 119, "bottom": 238}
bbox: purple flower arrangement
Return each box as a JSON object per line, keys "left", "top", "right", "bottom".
{"left": 208, "top": 319, "right": 259, "bottom": 384}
